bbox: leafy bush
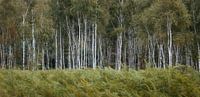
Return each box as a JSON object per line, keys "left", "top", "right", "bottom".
{"left": 0, "top": 68, "right": 199, "bottom": 97}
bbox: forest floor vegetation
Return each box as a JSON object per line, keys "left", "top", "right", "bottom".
{"left": 0, "top": 66, "right": 200, "bottom": 97}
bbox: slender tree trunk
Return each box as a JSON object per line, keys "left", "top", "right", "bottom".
{"left": 22, "top": 5, "right": 29, "bottom": 70}
{"left": 71, "top": 24, "right": 75, "bottom": 69}
{"left": 148, "top": 42, "right": 151, "bottom": 64}
{"left": 186, "top": 47, "right": 190, "bottom": 66}
{"left": 13, "top": 44, "right": 16, "bottom": 69}
{"left": 175, "top": 46, "right": 179, "bottom": 65}
{"left": 66, "top": 17, "right": 71, "bottom": 69}
{"left": 99, "top": 36, "right": 103, "bottom": 68}
{"left": 77, "top": 16, "right": 81, "bottom": 69}
{"left": 46, "top": 47, "right": 49, "bottom": 70}
{"left": 62, "top": 38, "right": 65, "bottom": 69}
{"left": 0, "top": 45, "right": 1, "bottom": 68}
{"left": 158, "top": 44, "right": 165, "bottom": 68}
{"left": 137, "top": 46, "right": 140, "bottom": 70}
{"left": 42, "top": 47, "right": 45, "bottom": 70}
{"left": 198, "top": 44, "right": 200, "bottom": 71}
{"left": 115, "top": 0, "right": 124, "bottom": 70}
{"left": 32, "top": 11, "right": 36, "bottom": 70}
{"left": 123, "top": 42, "right": 127, "bottom": 66}
{"left": 59, "top": 26, "right": 63, "bottom": 69}
{"left": 28, "top": 43, "right": 31, "bottom": 70}
{"left": 67, "top": 27, "right": 71, "bottom": 69}
{"left": 36, "top": 47, "right": 39, "bottom": 70}
{"left": 158, "top": 44, "right": 162, "bottom": 68}
{"left": 92, "top": 22, "right": 97, "bottom": 69}
{"left": 22, "top": 15, "right": 26, "bottom": 70}
{"left": 8, "top": 45, "right": 12, "bottom": 69}
{"left": 92, "top": 24, "right": 95, "bottom": 68}
{"left": 55, "top": 29, "right": 58, "bottom": 70}
{"left": 2, "top": 45, "right": 5, "bottom": 69}
{"left": 128, "top": 30, "right": 133, "bottom": 68}
{"left": 83, "top": 18, "right": 87, "bottom": 69}
{"left": 107, "top": 45, "right": 112, "bottom": 67}
{"left": 0, "top": 45, "right": 2, "bottom": 68}
{"left": 133, "top": 38, "right": 137, "bottom": 69}
{"left": 167, "top": 17, "right": 173, "bottom": 67}
{"left": 115, "top": 32, "right": 122, "bottom": 70}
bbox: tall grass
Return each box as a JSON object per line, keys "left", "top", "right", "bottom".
{"left": 0, "top": 67, "right": 199, "bottom": 97}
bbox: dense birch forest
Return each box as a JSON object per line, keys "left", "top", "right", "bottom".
{"left": 0, "top": 0, "right": 200, "bottom": 70}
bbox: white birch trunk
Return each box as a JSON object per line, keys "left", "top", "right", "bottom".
{"left": 0, "top": 45, "right": 2, "bottom": 68}
{"left": 92, "top": 24, "right": 95, "bottom": 69}
{"left": 8, "top": 45, "right": 12, "bottom": 69}
{"left": 66, "top": 17, "right": 71, "bottom": 69}
{"left": 83, "top": 18, "right": 87, "bottom": 68}
{"left": 47, "top": 47, "right": 49, "bottom": 70}
{"left": 123, "top": 43, "right": 127, "bottom": 65}
{"left": 42, "top": 48, "right": 45, "bottom": 70}
{"left": 94, "top": 22, "right": 97, "bottom": 69}
{"left": 167, "top": 17, "right": 173, "bottom": 67}
{"left": 175, "top": 46, "right": 179, "bottom": 65}
{"left": 80, "top": 28, "right": 83, "bottom": 68}
{"left": 59, "top": 26, "right": 63, "bottom": 69}
{"left": 22, "top": 5, "right": 29, "bottom": 70}
{"left": 62, "top": 38, "right": 65, "bottom": 69}
{"left": 28, "top": 43, "right": 31, "bottom": 70}
{"left": 92, "top": 22, "right": 97, "bottom": 69}
{"left": 186, "top": 47, "right": 190, "bottom": 66}
{"left": 128, "top": 31, "right": 133, "bottom": 68}
{"left": 158, "top": 44, "right": 162, "bottom": 68}
{"left": 68, "top": 29, "right": 71, "bottom": 69}
{"left": 22, "top": 15, "right": 26, "bottom": 70}
{"left": 99, "top": 37, "right": 103, "bottom": 68}
{"left": 55, "top": 29, "right": 58, "bottom": 70}
{"left": 77, "top": 17, "right": 81, "bottom": 69}
{"left": 158, "top": 44, "right": 166, "bottom": 68}
{"left": 32, "top": 11, "right": 36, "bottom": 70}
{"left": 198, "top": 44, "right": 200, "bottom": 71}
{"left": 71, "top": 24, "right": 76, "bottom": 69}
{"left": 115, "top": 32, "right": 122, "bottom": 70}
{"left": 2, "top": 45, "right": 5, "bottom": 69}
{"left": 36, "top": 47, "right": 39, "bottom": 70}
{"left": 115, "top": 0, "right": 124, "bottom": 70}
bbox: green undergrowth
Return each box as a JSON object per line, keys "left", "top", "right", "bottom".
{"left": 0, "top": 67, "right": 200, "bottom": 97}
